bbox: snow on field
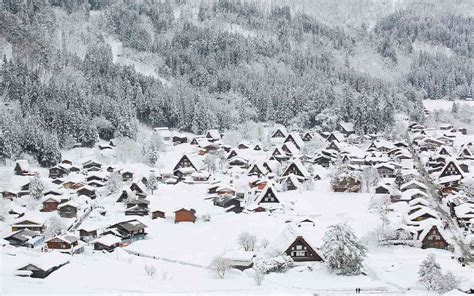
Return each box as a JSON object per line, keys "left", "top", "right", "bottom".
{"left": 106, "top": 37, "right": 171, "bottom": 87}
{"left": 423, "top": 99, "right": 474, "bottom": 112}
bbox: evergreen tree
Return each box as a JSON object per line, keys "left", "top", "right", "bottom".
{"left": 29, "top": 175, "right": 45, "bottom": 200}
{"left": 418, "top": 254, "right": 442, "bottom": 291}
{"left": 321, "top": 223, "right": 367, "bottom": 275}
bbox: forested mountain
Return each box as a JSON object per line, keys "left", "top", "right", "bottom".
{"left": 0, "top": 0, "right": 472, "bottom": 166}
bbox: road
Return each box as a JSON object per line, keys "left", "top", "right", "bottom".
{"left": 405, "top": 132, "right": 473, "bottom": 262}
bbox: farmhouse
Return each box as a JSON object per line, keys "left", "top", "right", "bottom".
{"left": 106, "top": 219, "right": 148, "bottom": 243}
{"left": 92, "top": 234, "right": 122, "bottom": 252}
{"left": 17, "top": 254, "right": 69, "bottom": 279}
{"left": 4, "top": 229, "right": 44, "bottom": 248}
{"left": 173, "top": 154, "right": 205, "bottom": 177}
{"left": 281, "top": 159, "right": 310, "bottom": 179}
{"left": 270, "top": 226, "right": 324, "bottom": 262}
{"left": 416, "top": 221, "right": 450, "bottom": 250}
{"left": 58, "top": 201, "right": 78, "bottom": 218}
{"left": 45, "top": 234, "right": 85, "bottom": 254}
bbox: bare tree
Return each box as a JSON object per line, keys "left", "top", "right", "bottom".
{"left": 210, "top": 256, "right": 230, "bottom": 279}
{"left": 361, "top": 167, "right": 380, "bottom": 192}
{"left": 253, "top": 268, "right": 265, "bottom": 286}
{"left": 238, "top": 232, "right": 257, "bottom": 251}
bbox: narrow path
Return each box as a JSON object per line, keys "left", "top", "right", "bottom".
{"left": 123, "top": 248, "right": 210, "bottom": 269}
{"left": 405, "top": 132, "right": 473, "bottom": 262}
{"left": 68, "top": 206, "right": 93, "bottom": 232}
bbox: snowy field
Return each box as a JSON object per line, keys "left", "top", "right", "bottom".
{"left": 423, "top": 100, "right": 474, "bottom": 112}
{"left": 1, "top": 130, "right": 473, "bottom": 294}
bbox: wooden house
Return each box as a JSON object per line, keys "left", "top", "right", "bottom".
{"left": 77, "top": 185, "right": 96, "bottom": 199}
{"left": 122, "top": 171, "right": 134, "bottom": 182}
{"left": 172, "top": 135, "right": 188, "bottom": 145}
{"left": 49, "top": 166, "right": 65, "bottom": 179}
{"left": 173, "top": 154, "right": 205, "bottom": 177}
{"left": 271, "top": 127, "right": 288, "bottom": 139}
{"left": 206, "top": 129, "right": 221, "bottom": 142}
{"left": 14, "top": 160, "right": 32, "bottom": 176}
{"left": 281, "top": 159, "right": 310, "bottom": 179}
{"left": 125, "top": 198, "right": 150, "bottom": 216}
{"left": 255, "top": 184, "right": 280, "bottom": 204}
{"left": 2, "top": 190, "right": 18, "bottom": 200}
{"left": 337, "top": 121, "right": 354, "bottom": 136}
{"left": 281, "top": 174, "right": 304, "bottom": 191}
{"left": 41, "top": 196, "right": 61, "bottom": 212}
{"left": 271, "top": 226, "right": 324, "bottom": 262}
{"left": 12, "top": 219, "right": 44, "bottom": 233}
{"left": 77, "top": 226, "right": 98, "bottom": 241}
{"left": 58, "top": 202, "right": 78, "bottom": 218}
{"left": 326, "top": 140, "right": 341, "bottom": 153}
{"left": 400, "top": 180, "right": 427, "bottom": 193}
{"left": 151, "top": 209, "right": 166, "bottom": 219}
{"left": 284, "top": 132, "right": 304, "bottom": 150}
{"left": 375, "top": 184, "right": 390, "bottom": 194}
{"left": 45, "top": 234, "right": 84, "bottom": 254}
{"left": 174, "top": 208, "right": 196, "bottom": 223}
{"left": 106, "top": 220, "right": 148, "bottom": 243}
{"left": 82, "top": 160, "right": 102, "bottom": 171}
{"left": 92, "top": 234, "right": 122, "bottom": 252}
{"left": 17, "top": 257, "right": 69, "bottom": 279}
{"left": 301, "top": 132, "right": 313, "bottom": 142}
{"left": 417, "top": 222, "right": 449, "bottom": 250}
{"left": 4, "top": 229, "right": 44, "bottom": 248}
{"left": 62, "top": 181, "right": 83, "bottom": 190}
{"left": 246, "top": 163, "right": 268, "bottom": 177}
{"left": 375, "top": 163, "right": 396, "bottom": 178}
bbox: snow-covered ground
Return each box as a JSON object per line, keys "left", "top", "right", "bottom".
{"left": 423, "top": 100, "right": 474, "bottom": 112}
{"left": 1, "top": 126, "right": 473, "bottom": 294}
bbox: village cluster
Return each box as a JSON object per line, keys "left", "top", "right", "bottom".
{"left": 1, "top": 119, "right": 473, "bottom": 292}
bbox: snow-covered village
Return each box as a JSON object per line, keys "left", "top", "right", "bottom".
{"left": 1, "top": 108, "right": 474, "bottom": 294}
{"left": 1, "top": 0, "right": 474, "bottom": 295}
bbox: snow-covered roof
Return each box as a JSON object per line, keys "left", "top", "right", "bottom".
{"left": 17, "top": 252, "right": 69, "bottom": 271}
{"left": 339, "top": 121, "right": 354, "bottom": 133}
{"left": 400, "top": 180, "right": 427, "bottom": 191}
{"left": 92, "top": 234, "right": 122, "bottom": 247}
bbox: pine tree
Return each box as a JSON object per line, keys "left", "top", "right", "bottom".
{"left": 321, "top": 223, "right": 367, "bottom": 275}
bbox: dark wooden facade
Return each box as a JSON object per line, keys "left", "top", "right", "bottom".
{"left": 285, "top": 237, "right": 323, "bottom": 262}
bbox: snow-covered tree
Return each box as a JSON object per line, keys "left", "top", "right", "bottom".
{"left": 221, "top": 130, "right": 242, "bottom": 147}
{"left": 144, "top": 264, "right": 157, "bottom": 277}
{"left": 44, "top": 216, "right": 66, "bottom": 239}
{"left": 115, "top": 137, "right": 141, "bottom": 163}
{"left": 253, "top": 255, "right": 294, "bottom": 274}
{"left": 146, "top": 173, "right": 158, "bottom": 194}
{"left": 142, "top": 133, "right": 164, "bottom": 165}
{"left": 321, "top": 223, "right": 367, "bottom": 275}
{"left": 106, "top": 172, "right": 122, "bottom": 195}
{"left": 203, "top": 153, "right": 217, "bottom": 172}
{"left": 252, "top": 267, "right": 265, "bottom": 286}
{"left": 29, "top": 175, "right": 45, "bottom": 200}
{"left": 238, "top": 232, "right": 257, "bottom": 251}
{"left": 301, "top": 137, "right": 325, "bottom": 155}
{"left": 361, "top": 167, "right": 380, "bottom": 193}
{"left": 439, "top": 271, "right": 457, "bottom": 293}
{"left": 210, "top": 256, "right": 230, "bottom": 279}
{"left": 418, "top": 254, "right": 442, "bottom": 291}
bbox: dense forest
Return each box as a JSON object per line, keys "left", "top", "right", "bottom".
{"left": 0, "top": 0, "right": 472, "bottom": 166}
